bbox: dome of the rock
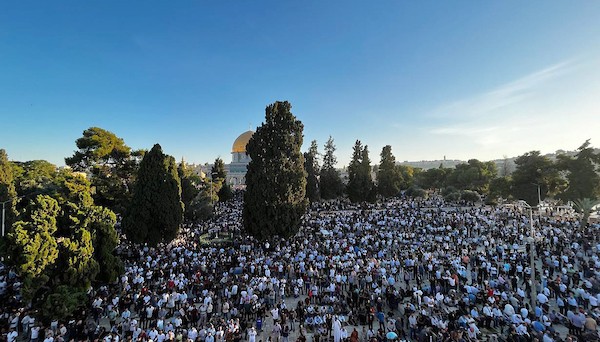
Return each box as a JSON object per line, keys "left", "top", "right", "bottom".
{"left": 231, "top": 130, "right": 254, "bottom": 153}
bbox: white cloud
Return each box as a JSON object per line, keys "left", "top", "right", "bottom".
{"left": 414, "top": 58, "right": 600, "bottom": 160}
{"left": 429, "top": 60, "right": 576, "bottom": 120}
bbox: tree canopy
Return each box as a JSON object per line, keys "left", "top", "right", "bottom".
{"left": 0, "top": 149, "right": 18, "bottom": 233}
{"left": 557, "top": 139, "right": 600, "bottom": 203}
{"left": 122, "top": 144, "right": 184, "bottom": 246}
{"left": 377, "top": 145, "right": 402, "bottom": 198}
{"left": 510, "top": 151, "right": 562, "bottom": 206}
{"left": 65, "top": 127, "right": 142, "bottom": 214}
{"left": 320, "top": 136, "right": 344, "bottom": 200}
{"left": 243, "top": 101, "right": 308, "bottom": 240}
{"left": 347, "top": 140, "right": 375, "bottom": 203}
{"left": 304, "top": 140, "right": 321, "bottom": 203}
{"left": 212, "top": 158, "right": 233, "bottom": 202}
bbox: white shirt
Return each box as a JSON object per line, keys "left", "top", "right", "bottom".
{"left": 7, "top": 331, "right": 18, "bottom": 342}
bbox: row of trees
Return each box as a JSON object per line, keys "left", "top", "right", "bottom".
{"left": 298, "top": 136, "right": 599, "bottom": 212}
{"left": 299, "top": 139, "right": 415, "bottom": 203}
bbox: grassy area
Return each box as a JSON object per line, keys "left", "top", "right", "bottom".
{"left": 198, "top": 232, "right": 233, "bottom": 247}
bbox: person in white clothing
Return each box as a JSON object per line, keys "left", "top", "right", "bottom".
{"left": 248, "top": 327, "right": 257, "bottom": 342}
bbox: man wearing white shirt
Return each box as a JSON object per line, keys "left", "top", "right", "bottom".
{"left": 30, "top": 325, "right": 41, "bottom": 342}
{"left": 483, "top": 304, "right": 493, "bottom": 328}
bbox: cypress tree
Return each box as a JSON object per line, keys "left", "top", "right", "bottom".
{"left": 377, "top": 145, "right": 402, "bottom": 197}
{"left": 320, "top": 136, "right": 344, "bottom": 199}
{"left": 212, "top": 158, "right": 233, "bottom": 202}
{"left": 304, "top": 140, "right": 320, "bottom": 203}
{"left": 243, "top": 101, "right": 308, "bottom": 240}
{"left": 347, "top": 141, "right": 375, "bottom": 203}
{"left": 347, "top": 140, "right": 364, "bottom": 202}
{"left": 123, "top": 144, "right": 183, "bottom": 246}
{"left": 361, "top": 145, "right": 376, "bottom": 202}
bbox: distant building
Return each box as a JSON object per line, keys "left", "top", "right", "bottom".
{"left": 227, "top": 130, "right": 253, "bottom": 186}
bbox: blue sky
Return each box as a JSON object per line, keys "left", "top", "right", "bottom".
{"left": 1, "top": 1, "right": 599, "bottom": 166}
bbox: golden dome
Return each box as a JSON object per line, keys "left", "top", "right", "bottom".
{"left": 232, "top": 130, "right": 254, "bottom": 153}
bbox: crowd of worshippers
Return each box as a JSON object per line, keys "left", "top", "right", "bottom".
{"left": 1, "top": 191, "right": 599, "bottom": 342}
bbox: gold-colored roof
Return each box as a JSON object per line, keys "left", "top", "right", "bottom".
{"left": 232, "top": 130, "right": 254, "bottom": 153}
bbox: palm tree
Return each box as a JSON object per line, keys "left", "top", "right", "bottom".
{"left": 573, "top": 198, "right": 600, "bottom": 229}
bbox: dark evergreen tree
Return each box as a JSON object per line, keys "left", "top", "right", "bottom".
{"left": 347, "top": 141, "right": 375, "bottom": 202}
{"left": 212, "top": 157, "right": 228, "bottom": 180}
{"left": 42, "top": 285, "right": 88, "bottom": 322}
{"left": 360, "top": 145, "right": 376, "bottom": 202}
{"left": 304, "top": 140, "right": 320, "bottom": 202}
{"left": 243, "top": 101, "right": 308, "bottom": 240}
{"left": 122, "top": 144, "right": 183, "bottom": 246}
{"left": 212, "top": 158, "right": 233, "bottom": 202}
{"left": 186, "top": 190, "right": 214, "bottom": 222}
{"left": 377, "top": 145, "right": 402, "bottom": 197}
{"left": 510, "top": 151, "right": 562, "bottom": 206}
{"left": 0, "top": 149, "right": 18, "bottom": 235}
{"left": 489, "top": 176, "right": 512, "bottom": 201}
{"left": 320, "top": 136, "right": 344, "bottom": 199}
{"left": 87, "top": 206, "right": 123, "bottom": 283}
{"left": 55, "top": 227, "right": 99, "bottom": 288}
{"left": 557, "top": 140, "right": 600, "bottom": 202}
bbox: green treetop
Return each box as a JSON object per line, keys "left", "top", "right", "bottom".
{"left": 122, "top": 144, "right": 184, "bottom": 246}
{"left": 243, "top": 101, "right": 308, "bottom": 240}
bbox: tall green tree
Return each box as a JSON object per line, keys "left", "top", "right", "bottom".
{"left": 416, "top": 166, "right": 451, "bottom": 190}
{"left": 489, "top": 176, "right": 512, "bottom": 201}
{"left": 186, "top": 190, "right": 214, "bottom": 222}
{"left": 243, "top": 101, "right": 308, "bottom": 240}
{"left": 178, "top": 160, "right": 201, "bottom": 216}
{"left": 41, "top": 285, "right": 88, "bottom": 322}
{"left": 445, "top": 159, "right": 497, "bottom": 195}
{"left": 557, "top": 140, "right": 600, "bottom": 203}
{"left": 212, "top": 158, "right": 233, "bottom": 202}
{"left": 48, "top": 171, "right": 122, "bottom": 285}
{"left": 0, "top": 149, "right": 18, "bottom": 234}
{"left": 87, "top": 206, "right": 123, "bottom": 283}
{"left": 510, "top": 151, "right": 563, "bottom": 206}
{"left": 55, "top": 227, "right": 99, "bottom": 288}
{"left": 377, "top": 145, "right": 402, "bottom": 197}
{"left": 65, "top": 127, "right": 142, "bottom": 214}
{"left": 6, "top": 195, "right": 60, "bottom": 303}
{"left": 5, "top": 166, "right": 122, "bottom": 320}
{"left": 304, "top": 140, "right": 320, "bottom": 202}
{"left": 397, "top": 165, "right": 416, "bottom": 190}
{"left": 347, "top": 141, "right": 375, "bottom": 203}
{"left": 320, "top": 136, "right": 344, "bottom": 200}
{"left": 122, "top": 144, "right": 184, "bottom": 246}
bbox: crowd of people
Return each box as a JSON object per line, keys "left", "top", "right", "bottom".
{"left": 1, "top": 191, "right": 599, "bottom": 342}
